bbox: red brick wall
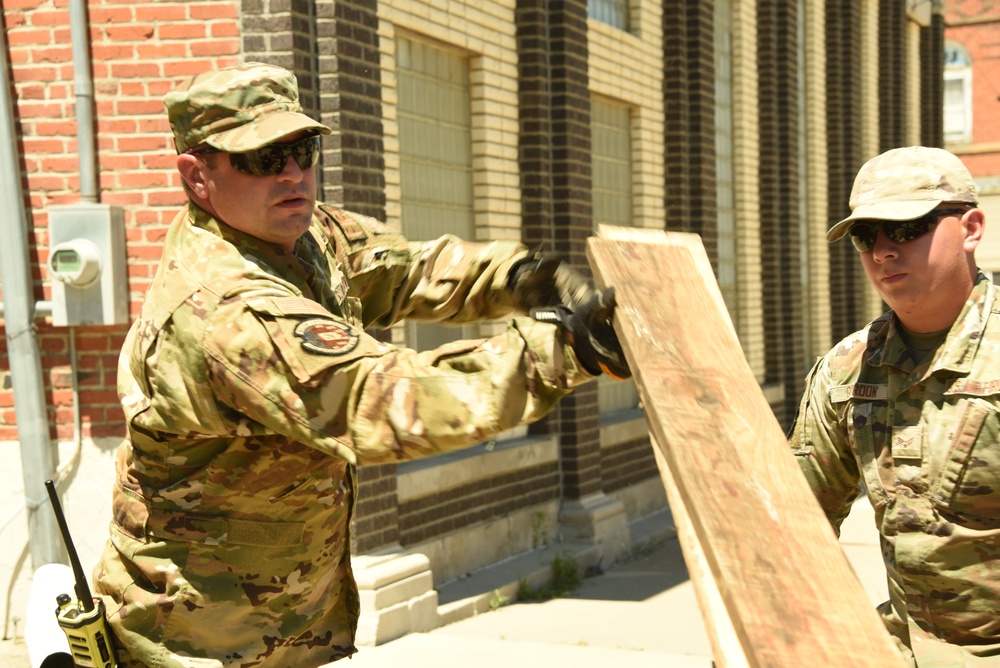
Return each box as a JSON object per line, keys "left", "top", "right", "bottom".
{"left": 946, "top": 0, "right": 1000, "bottom": 175}
{"left": 1, "top": 1, "right": 241, "bottom": 440}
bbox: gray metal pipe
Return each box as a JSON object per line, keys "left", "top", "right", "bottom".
{"left": 0, "top": 302, "right": 53, "bottom": 318}
{"left": 69, "top": 0, "right": 97, "bottom": 202}
{"left": 0, "top": 14, "right": 65, "bottom": 566}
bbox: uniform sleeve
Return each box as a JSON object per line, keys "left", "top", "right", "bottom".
{"left": 202, "top": 295, "right": 595, "bottom": 466}
{"left": 788, "top": 357, "right": 863, "bottom": 534}
{"left": 318, "top": 207, "right": 531, "bottom": 328}
{"left": 351, "top": 234, "right": 531, "bottom": 328}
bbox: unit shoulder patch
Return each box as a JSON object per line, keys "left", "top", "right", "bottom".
{"left": 293, "top": 318, "right": 360, "bottom": 356}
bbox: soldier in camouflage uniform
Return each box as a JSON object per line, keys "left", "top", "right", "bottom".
{"left": 789, "top": 146, "right": 999, "bottom": 666}
{"left": 92, "top": 62, "right": 629, "bottom": 667}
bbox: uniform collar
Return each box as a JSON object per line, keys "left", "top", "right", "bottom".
{"left": 179, "top": 202, "right": 332, "bottom": 296}
{"left": 868, "top": 272, "right": 993, "bottom": 377}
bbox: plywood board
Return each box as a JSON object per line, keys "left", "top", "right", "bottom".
{"left": 588, "top": 227, "right": 904, "bottom": 667}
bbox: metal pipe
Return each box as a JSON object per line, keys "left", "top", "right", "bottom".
{"left": 69, "top": 0, "right": 97, "bottom": 202}
{"left": 0, "top": 13, "right": 65, "bottom": 567}
{"left": 0, "top": 301, "right": 54, "bottom": 318}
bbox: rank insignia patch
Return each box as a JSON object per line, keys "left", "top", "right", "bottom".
{"left": 294, "top": 318, "right": 360, "bottom": 356}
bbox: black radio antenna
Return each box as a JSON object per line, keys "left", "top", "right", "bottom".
{"left": 44, "top": 479, "right": 94, "bottom": 612}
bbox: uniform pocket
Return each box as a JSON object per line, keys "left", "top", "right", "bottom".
{"left": 931, "top": 398, "right": 1000, "bottom": 525}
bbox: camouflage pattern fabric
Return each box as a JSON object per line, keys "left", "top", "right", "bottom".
{"left": 827, "top": 146, "right": 980, "bottom": 242}
{"left": 789, "top": 274, "right": 1000, "bottom": 666}
{"left": 163, "top": 62, "right": 332, "bottom": 154}
{"left": 92, "top": 202, "right": 596, "bottom": 667}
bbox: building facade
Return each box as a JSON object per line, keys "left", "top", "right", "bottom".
{"left": 944, "top": 0, "right": 1000, "bottom": 273}
{"left": 0, "top": 0, "right": 945, "bottom": 648}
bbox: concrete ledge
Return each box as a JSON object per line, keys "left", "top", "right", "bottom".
{"left": 436, "top": 540, "right": 602, "bottom": 626}
{"left": 353, "top": 550, "right": 440, "bottom": 646}
{"left": 354, "top": 552, "right": 430, "bottom": 590}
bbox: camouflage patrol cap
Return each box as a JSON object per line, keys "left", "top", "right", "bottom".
{"left": 827, "top": 146, "right": 978, "bottom": 242}
{"left": 164, "top": 62, "right": 331, "bottom": 154}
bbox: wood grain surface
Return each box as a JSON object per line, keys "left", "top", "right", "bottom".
{"left": 588, "top": 227, "right": 904, "bottom": 667}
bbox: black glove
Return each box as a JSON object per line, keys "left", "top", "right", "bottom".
{"left": 530, "top": 287, "right": 631, "bottom": 380}
{"left": 508, "top": 250, "right": 597, "bottom": 313}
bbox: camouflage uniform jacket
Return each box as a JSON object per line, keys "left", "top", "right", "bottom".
{"left": 93, "top": 202, "right": 594, "bottom": 667}
{"left": 789, "top": 273, "right": 1000, "bottom": 666}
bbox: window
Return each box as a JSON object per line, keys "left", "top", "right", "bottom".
{"left": 943, "top": 40, "right": 972, "bottom": 145}
{"left": 591, "top": 95, "right": 639, "bottom": 413}
{"left": 591, "top": 97, "right": 633, "bottom": 229}
{"left": 396, "top": 36, "right": 475, "bottom": 351}
{"left": 589, "top": 0, "right": 629, "bottom": 31}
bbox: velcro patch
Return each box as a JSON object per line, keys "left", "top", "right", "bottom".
{"left": 249, "top": 296, "right": 333, "bottom": 319}
{"left": 830, "top": 382, "right": 888, "bottom": 403}
{"left": 294, "top": 318, "right": 360, "bottom": 356}
{"left": 945, "top": 378, "right": 1000, "bottom": 397}
{"left": 891, "top": 425, "right": 923, "bottom": 460}
{"left": 330, "top": 208, "right": 368, "bottom": 242}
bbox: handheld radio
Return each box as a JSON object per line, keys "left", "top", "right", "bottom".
{"left": 44, "top": 479, "right": 118, "bottom": 668}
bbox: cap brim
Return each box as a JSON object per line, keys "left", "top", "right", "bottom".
{"left": 205, "top": 111, "right": 332, "bottom": 152}
{"left": 826, "top": 199, "right": 943, "bottom": 242}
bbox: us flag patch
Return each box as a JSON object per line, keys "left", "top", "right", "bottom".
{"left": 294, "top": 318, "right": 360, "bottom": 356}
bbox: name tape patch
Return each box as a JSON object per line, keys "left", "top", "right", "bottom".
{"left": 830, "top": 382, "right": 889, "bottom": 403}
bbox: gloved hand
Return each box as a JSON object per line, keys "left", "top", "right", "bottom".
{"left": 530, "top": 288, "right": 631, "bottom": 380}
{"left": 508, "top": 250, "right": 597, "bottom": 313}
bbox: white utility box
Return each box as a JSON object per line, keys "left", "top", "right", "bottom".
{"left": 48, "top": 202, "right": 129, "bottom": 327}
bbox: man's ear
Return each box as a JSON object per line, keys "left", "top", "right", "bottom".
{"left": 963, "top": 207, "right": 985, "bottom": 253}
{"left": 177, "top": 154, "right": 209, "bottom": 199}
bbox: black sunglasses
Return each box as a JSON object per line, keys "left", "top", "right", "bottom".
{"left": 192, "top": 135, "right": 321, "bottom": 176}
{"left": 848, "top": 208, "right": 968, "bottom": 253}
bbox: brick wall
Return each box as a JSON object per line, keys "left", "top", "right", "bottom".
{"left": 333, "top": 0, "right": 386, "bottom": 219}
{"left": 0, "top": 0, "right": 947, "bottom": 563}
{"left": 758, "top": 0, "right": 805, "bottom": 427}
{"left": 547, "top": 0, "right": 604, "bottom": 502}
{"left": 600, "top": 436, "right": 655, "bottom": 494}
{"left": 662, "top": 1, "right": 718, "bottom": 251}
{"left": 921, "top": 14, "right": 944, "bottom": 149}
{"left": 587, "top": 6, "right": 665, "bottom": 229}
{"left": 733, "top": 0, "right": 764, "bottom": 379}
{"left": 398, "top": 461, "right": 559, "bottom": 545}
{"left": 879, "top": 0, "right": 907, "bottom": 152}
{"left": 945, "top": 0, "right": 1000, "bottom": 177}
{"left": 826, "top": 0, "right": 868, "bottom": 344}
{"left": 1, "top": 0, "right": 241, "bottom": 440}
{"left": 945, "top": 0, "right": 1000, "bottom": 144}
{"left": 378, "top": 0, "right": 523, "bottom": 238}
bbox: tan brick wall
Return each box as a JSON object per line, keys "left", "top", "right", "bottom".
{"left": 732, "top": 0, "right": 763, "bottom": 379}
{"left": 587, "top": 3, "right": 665, "bottom": 231}
{"left": 804, "top": 0, "right": 832, "bottom": 360}
{"left": 906, "top": 20, "right": 923, "bottom": 147}
{"left": 860, "top": 0, "right": 884, "bottom": 323}
{"left": 377, "top": 0, "right": 522, "bottom": 241}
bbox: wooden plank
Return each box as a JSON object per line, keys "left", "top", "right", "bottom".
{"left": 653, "top": 441, "right": 750, "bottom": 668}
{"left": 588, "top": 227, "right": 904, "bottom": 667}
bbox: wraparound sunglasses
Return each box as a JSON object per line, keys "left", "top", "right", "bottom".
{"left": 848, "top": 208, "right": 968, "bottom": 253}
{"left": 191, "top": 135, "right": 321, "bottom": 176}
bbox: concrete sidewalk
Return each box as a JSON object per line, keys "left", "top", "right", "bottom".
{"left": 341, "top": 499, "right": 888, "bottom": 668}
